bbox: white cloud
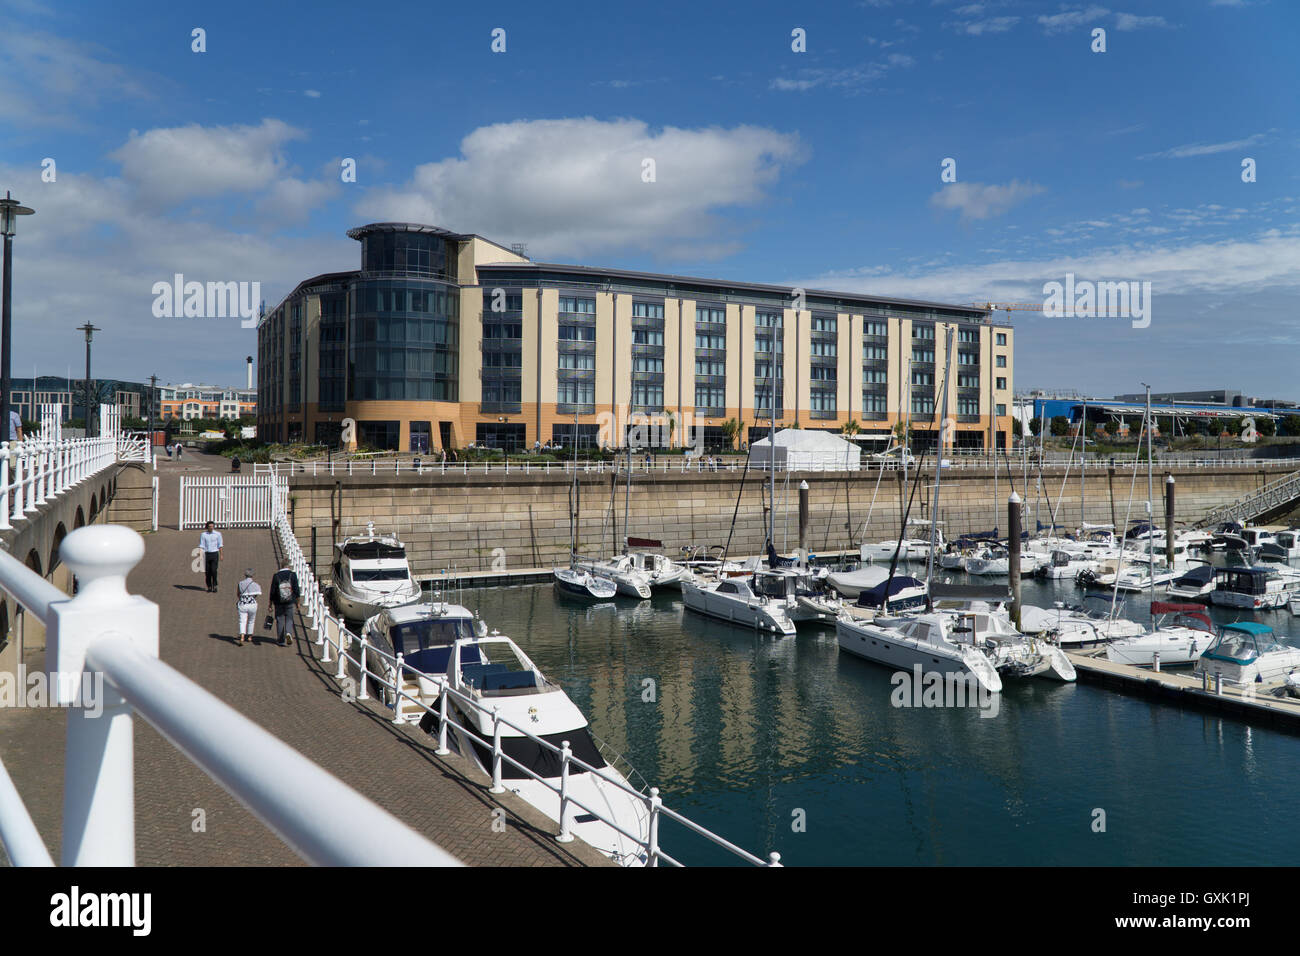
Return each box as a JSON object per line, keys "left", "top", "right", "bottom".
{"left": 771, "top": 54, "right": 914, "bottom": 93}
{"left": 929, "top": 180, "right": 1046, "bottom": 222}
{"left": 1139, "top": 132, "right": 1270, "bottom": 160}
{"left": 1037, "top": 6, "right": 1110, "bottom": 36}
{"left": 109, "top": 119, "right": 307, "bottom": 206}
{"left": 354, "top": 118, "right": 805, "bottom": 259}
{"left": 948, "top": 15, "right": 1020, "bottom": 35}
{"left": 304, "top": 89, "right": 322, "bottom": 98}
{"left": 1115, "top": 12, "right": 1170, "bottom": 30}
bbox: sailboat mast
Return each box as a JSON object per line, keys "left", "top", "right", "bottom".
{"left": 769, "top": 379, "right": 776, "bottom": 552}
{"left": 1081, "top": 398, "right": 1087, "bottom": 530}
{"left": 624, "top": 440, "right": 631, "bottom": 555}
{"left": 928, "top": 326, "right": 955, "bottom": 589}
{"left": 1146, "top": 384, "right": 1154, "bottom": 617}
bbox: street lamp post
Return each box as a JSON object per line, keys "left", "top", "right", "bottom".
{"left": 1, "top": 191, "right": 36, "bottom": 443}
{"left": 77, "top": 323, "right": 100, "bottom": 437}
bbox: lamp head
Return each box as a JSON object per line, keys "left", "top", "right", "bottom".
{"left": 0, "top": 192, "right": 35, "bottom": 237}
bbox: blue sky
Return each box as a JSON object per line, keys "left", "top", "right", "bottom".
{"left": 0, "top": 0, "right": 1296, "bottom": 396}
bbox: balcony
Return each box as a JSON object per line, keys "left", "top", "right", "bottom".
{"left": 555, "top": 402, "right": 595, "bottom": 415}
{"left": 810, "top": 410, "right": 838, "bottom": 420}
{"left": 956, "top": 414, "right": 982, "bottom": 424}
{"left": 478, "top": 401, "right": 521, "bottom": 414}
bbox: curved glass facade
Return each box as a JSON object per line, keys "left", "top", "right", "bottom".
{"left": 359, "top": 230, "right": 454, "bottom": 279}
{"left": 349, "top": 278, "right": 459, "bottom": 401}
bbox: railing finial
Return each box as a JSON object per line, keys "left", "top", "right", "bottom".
{"left": 60, "top": 525, "right": 146, "bottom": 607}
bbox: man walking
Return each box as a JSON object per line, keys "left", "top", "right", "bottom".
{"left": 8, "top": 410, "right": 22, "bottom": 442}
{"left": 269, "top": 560, "right": 300, "bottom": 647}
{"left": 199, "top": 520, "right": 223, "bottom": 592}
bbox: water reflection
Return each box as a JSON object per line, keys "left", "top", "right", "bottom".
{"left": 455, "top": 576, "right": 1300, "bottom": 866}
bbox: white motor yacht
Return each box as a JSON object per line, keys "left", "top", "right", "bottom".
{"left": 1194, "top": 622, "right": 1300, "bottom": 688}
{"left": 944, "top": 606, "right": 1076, "bottom": 681}
{"left": 836, "top": 612, "right": 1003, "bottom": 694}
{"left": 1208, "top": 565, "right": 1300, "bottom": 611}
{"left": 1259, "top": 530, "right": 1300, "bottom": 562}
{"left": 681, "top": 572, "right": 797, "bottom": 635}
{"left": 422, "top": 634, "right": 651, "bottom": 866}
{"left": 624, "top": 549, "right": 690, "bottom": 589}
{"left": 1104, "top": 602, "right": 1214, "bottom": 668}
{"left": 1165, "top": 564, "right": 1217, "bottom": 601}
{"left": 964, "top": 546, "right": 1043, "bottom": 576}
{"left": 826, "top": 564, "right": 889, "bottom": 598}
{"left": 328, "top": 523, "right": 421, "bottom": 620}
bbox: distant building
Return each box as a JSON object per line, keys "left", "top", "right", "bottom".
{"left": 158, "top": 384, "right": 257, "bottom": 421}
{"left": 1113, "top": 388, "right": 1246, "bottom": 407}
{"left": 6, "top": 376, "right": 150, "bottom": 424}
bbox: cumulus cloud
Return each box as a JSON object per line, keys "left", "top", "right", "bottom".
{"left": 354, "top": 117, "right": 805, "bottom": 259}
{"left": 109, "top": 119, "right": 308, "bottom": 208}
{"left": 929, "top": 180, "right": 1047, "bottom": 222}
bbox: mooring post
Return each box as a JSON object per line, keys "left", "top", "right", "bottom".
{"left": 1165, "top": 475, "right": 1175, "bottom": 569}
{"left": 1008, "top": 491, "right": 1022, "bottom": 631}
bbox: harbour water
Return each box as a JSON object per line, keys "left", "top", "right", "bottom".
{"left": 449, "top": 575, "right": 1300, "bottom": 866}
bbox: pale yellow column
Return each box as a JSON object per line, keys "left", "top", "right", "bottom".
{"left": 596, "top": 292, "right": 616, "bottom": 421}
{"left": 738, "top": 304, "right": 755, "bottom": 425}
{"left": 796, "top": 311, "right": 811, "bottom": 426}
{"left": 848, "top": 313, "right": 864, "bottom": 424}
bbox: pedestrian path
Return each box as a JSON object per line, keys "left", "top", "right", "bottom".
{"left": 1, "top": 451, "right": 609, "bottom": 866}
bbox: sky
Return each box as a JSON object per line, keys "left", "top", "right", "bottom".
{"left": 0, "top": 0, "right": 1296, "bottom": 396}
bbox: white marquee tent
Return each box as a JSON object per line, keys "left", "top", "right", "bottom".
{"left": 750, "top": 429, "right": 861, "bottom": 471}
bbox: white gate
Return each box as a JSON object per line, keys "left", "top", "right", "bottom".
{"left": 179, "top": 475, "right": 286, "bottom": 529}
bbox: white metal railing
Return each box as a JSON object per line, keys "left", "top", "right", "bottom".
{"left": 179, "top": 474, "right": 284, "bottom": 529}
{"left": 0, "top": 523, "right": 460, "bottom": 867}
{"left": 269, "top": 494, "right": 780, "bottom": 867}
{"left": 252, "top": 454, "right": 1300, "bottom": 479}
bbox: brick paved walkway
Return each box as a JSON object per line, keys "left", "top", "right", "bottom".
{"left": 1, "top": 452, "right": 609, "bottom": 867}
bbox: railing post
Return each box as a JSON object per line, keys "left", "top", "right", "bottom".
{"left": 50, "top": 525, "right": 161, "bottom": 866}
{"left": 766, "top": 852, "right": 783, "bottom": 867}
{"left": 391, "top": 652, "right": 406, "bottom": 722}
{"left": 435, "top": 681, "right": 450, "bottom": 755}
{"left": 320, "top": 613, "right": 333, "bottom": 663}
{"left": 647, "top": 786, "right": 661, "bottom": 867}
{"left": 556, "top": 741, "right": 574, "bottom": 843}
{"left": 0, "top": 443, "right": 10, "bottom": 532}
{"left": 357, "top": 634, "right": 370, "bottom": 700}
{"left": 490, "top": 708, "right": 505, "bottom": 794}
{"left": 9, "top": 446, "right": 23, "bottom": 523}
{"left": 335, "top": 628, "right": 348, "bottom": 680}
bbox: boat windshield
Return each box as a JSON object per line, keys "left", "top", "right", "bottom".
{"left": 461, "top": 641, "right": 544, "bottom": 695}
{"left": 752, "top": 574, "right": 793, "bottom": 599}
{"left": 391, "top": 616, "right": 476, "bottom": 653}
{"left": 342, "top": 542, "right": 405, "bottom": 560}
{"left": 470, "top": 729, "right": 608, "bottom": 780}
{"left": 351, "top": 567, "right": 410, "bottom": 583}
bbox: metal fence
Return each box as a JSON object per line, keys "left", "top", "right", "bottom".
{"left": 269, "top": 493, "right": 781, "bottom": 867}
{"left": 252, "top": 454, "right": 1300, "bottom": 479}
{"left": 179, "top": 474, "right": 287, "bottom": 529}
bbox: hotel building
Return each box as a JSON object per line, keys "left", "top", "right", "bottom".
{"left": 158, "top": 383, "right": 257, "bottom": 421}
{"left": 257, "top": 222, "right": 1014, "bottom": 453}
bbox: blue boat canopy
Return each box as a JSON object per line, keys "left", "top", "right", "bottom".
{"left": 856, "top": 576, "right": 925, "bottom": 609}
{"left": 1220, "top": 621, "right": 1273, "bottom": 635}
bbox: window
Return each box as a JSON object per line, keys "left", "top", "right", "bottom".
{"left": 810, "top": 340, "right": 837, "bottom": 357}
{"left": 958, "top": 351, "right": 979, "bottom": 365}
{"left": 865, "top": 321, "right": 887, "bottom": 336}
{"left": 811, "top": 314, "right": 837, "bottom": 332}
{"left": 810, "top": 365, "right": 837, "bottom": 381}
{"left": 958, "top": 398, "right": 980, "bottom": 416}
{"left": 912, "top": 348, "right": 935, "bottom": 363}
{"left": 632, "top": 383, "right": 663, "bottom": 407}
{"left": 632, "top": 301, "right": 664, "bottom": 318}
{"left": 696, "top": 333, "right": 726, "bottom": 350}
{"left": 958, "top": 329, "right": 979, "bottom": 343}
{"left": 695, "top": 358, "right": 726, "bottom": 377}
{"left": 912, "top": 396, "right": 936, "bottom": 415}
{"left": 755, "top": 360, "right": 782, "bottom": 379}
{"left": 755, "top": 334, "right": 774, "bottom": 353}
{"left": 696, "top": 306, "right": 726, "bottom": 324}
{"left": 810, "top": 391, "right": 836, "bottom": 412}
{"left": 482, "top": 351, "right": 521, "bottom": 368}
{"left": 911, "top": 370, "right": 934, "bottom": 386}
{"left": 996, "top": 377, "right": 1007, "bottom": 390}
{"left": 862, "top": 393, "right": 887, "bottom": 412}
{"left": 633, "top": 329, "right": 663, "bottom": 346}
{"left": 558, "top": 295, "right": 596, "bottom": 314}
{"left": 996, "top": 355, "right": 1007, "bottom": 368}
{"left": 996, "top": 403, "right": 1007, "bottom": 416}
{"left": 864, "top": 369, "right": 887, "bottom": 384}
{"left": 559, "top": 325, "right": 596, "bottom": 342}
{"left": 863, "top": 344, "right": 887, "bottom": 360}
{"left": 557, "top": 380, "right": 595, "bottom": 405}
{"left": 996, "top": 332, "right": 1007, "bottom": 346}
{"left": 558, "top": 353, "right": 595, "bottom": 370}
{"left": 755, "top": 311, "right": 783, "bottom": 328}
{"left": 695, "top": 385, "right": 725, "bottom": 409}
{"left": 958, "top": 373, "right": 980, "bottom": 388}
{"left": 633, "top": 356, "right": 664, "bottom": 373}
{"left": 483, "top": 323, "right": 522, "bottom": 339}
{"left": 913, "top": 325, "right": 935, "bottom": 340}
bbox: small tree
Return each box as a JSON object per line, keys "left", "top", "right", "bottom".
{"left": 1257, "top": 416, "right": 1276, "bottom": 438}
{"left": 720, "top": 417, "right": 744, "bottom": 450}
{"left": 1050, "top": 416, "right": 1069, "bottom": 437}
{"left": 841, "top": 418, "right": 861, "bottom": 439}
{"left": 1282, "top": 415, "right": 1300, "bottom": 438}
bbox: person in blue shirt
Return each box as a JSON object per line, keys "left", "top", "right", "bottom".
{"left": 199, "top": 521, "right": 224, "bottom": 592}
{"left": 8, "top": 411, "right": 22, "bottom": 442}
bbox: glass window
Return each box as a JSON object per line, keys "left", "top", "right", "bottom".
{"left": 810, "top": 365, "right": 837, "bottom": 381}
{"left": 810, "top": 391, "right": 836, "bottom": 412}
{"left": 865, "top": 321, "right": 887, "bottom": 336}
{"left": 958, "top": 398, "right": 980, "bottom": 415}
{"left": 912, "top": 348, "right": 935, "bottom": 363}
{"left": 755, "top": 311, "right": 783, "bottom": 328}
{"left": 864, "top": 369, "right": 887, "bottom": 384}
{"left": 695, "top": 359, "right": 726, "bottom": 377}
{"left": 633, "top": 356, "right": 664, "bottom": 373}
{"left": 863, "top": 393, "right": 887, "bottom": 412}
{"left": 913, "top": 325, "right": 935, "bottom": 340}
{"left": 810, "top": 340, "right": 837, "bottom": 357}
{"left": 558, "top": 295, "right": 596, "bottom": 314}
{"left": 863, "top": 344, "right": 887, "bottom": 360}
{"left": 558, "top": 325, "right": 596, "bottom": 342}
{"left": 958, "top": 373, "right": 979, "bottom": 388}
{"left": 632, "top": 301, "right": 664, "bottom": 318}
{"left": 911, "top": 370, "right": 934, "bottom": 386}
{"left": 695, "top": 333, "right": 726, "bottom": 350}
{"left": 996, "top": 403, "right": 1007, "bottom": 416}
{"left": 996, "top": 377, "right": 1007, "bottom": 390}
{"left": 696, "top": 306, "right": 726, "bottom": 324}
{"left": 558, "top": 353, "right": 595, "bottom": 370}
{"left": 911, "top": 396, "right": 935, "bottom": 415}
{"left": 996, "top": 355, "right": 1007, "bottom": 368}
{"left": 811, "top": 314, "right": 837, "bottom": 332}
{"left": 996, "top": 333, "right": 1007, "bottom": 346}
{"left": 633, "top": 329, "right": 664, "bottom": 346}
